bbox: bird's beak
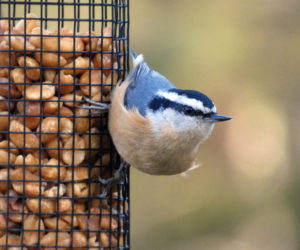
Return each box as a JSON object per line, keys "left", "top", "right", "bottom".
{"left": 205, "top": 113, "right": 232, "bottom": 122}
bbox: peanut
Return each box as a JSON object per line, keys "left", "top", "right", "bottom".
{"left": 17, "top": 56, "right": 40, "bottom": 81}
{"left": 9, "top": 120, "right": 39, "bottom": 152}
{"left": 23, "top": 215, "right": 45, "bottom": 245}
{"left": 43, "top": 96, "right": 63, "bottom": 114}
{"left": 62, "top": 135, "right": 85, "bottom": 166}
{"left": 0, "top": 77, "right": 22, "bottom": 98}
{"left": 25, "top": 83, "right": 55, "bottom": 100}
{"left": 54, "top": 71, "right": 74, "bottom": 94}
{"left": 40, "top": 232, "right": 71, "bottom": 249}
{"left": 41, "top": 158, "right": 67, "bottom": 181}
{"left": 16, "top": 101, "right": 41, "bottom": 130}
{"left": 45, "top": 137, "right": 63, "bottom": 159}
{"left": 79, "top": 70, "right": 106, "bottom": 97}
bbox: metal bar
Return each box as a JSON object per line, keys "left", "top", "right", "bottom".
{"left": 0, "top": 0, "right": 130, "bottom": 248}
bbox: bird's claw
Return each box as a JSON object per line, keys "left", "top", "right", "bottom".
{"left": 97, "top": 162, "right": 127, "bottom": 198}
{"left": 77, "top": 96, "right": 110, "bottom": 115}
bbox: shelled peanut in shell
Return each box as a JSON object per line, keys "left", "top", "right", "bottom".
{"left": 0, "top": 13, "right": 127, "bottom": 249}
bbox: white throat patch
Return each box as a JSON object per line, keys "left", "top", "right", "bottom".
{"left": 147, "top": 108, "right": 198, "bottom": 132}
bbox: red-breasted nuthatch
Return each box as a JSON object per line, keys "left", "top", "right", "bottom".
{"left": 97, "top": 50, "right": 231, "bottom": 176}
{"left": 83, "top": 50, "right": 231, "bottom": 178}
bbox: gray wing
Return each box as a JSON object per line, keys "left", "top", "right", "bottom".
{"left": 124, "top": 61, "right": 175, "bottom": 116}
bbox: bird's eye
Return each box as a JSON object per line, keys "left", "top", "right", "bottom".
{"left": 203, "top": 112, "right": 214, "bottom": 118}
{"left": 183, "top": 107, "right": 195, "bottom": 115}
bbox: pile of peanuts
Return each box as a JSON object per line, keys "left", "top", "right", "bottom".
{"left": 0, "top": 13, "right": 127, "bottom": 249}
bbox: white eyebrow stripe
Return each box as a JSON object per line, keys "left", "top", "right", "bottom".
{"left": 157, "top": 91, "right": 216, "bottom": 113}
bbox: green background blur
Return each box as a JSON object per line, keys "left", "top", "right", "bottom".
{"left": 130, "top": 1, "right": 300, "bottom": 250}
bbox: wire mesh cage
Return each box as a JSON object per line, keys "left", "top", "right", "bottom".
{"left": 0, "top": 0, "right": 129, "bottom": 249}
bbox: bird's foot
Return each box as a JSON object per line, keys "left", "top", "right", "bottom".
{"left": 97, "top": 162, "right": 127, "bottom": 198}
{"left": 78, "top": 96, "right": 110, "bottom": 115}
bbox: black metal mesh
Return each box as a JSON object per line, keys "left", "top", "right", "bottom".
{"left": 0, "top": 0, "right": 129, "bottom": 249}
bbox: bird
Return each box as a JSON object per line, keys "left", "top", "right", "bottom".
{"left": 84, "top": 50, "right": 231, "bottom": 177}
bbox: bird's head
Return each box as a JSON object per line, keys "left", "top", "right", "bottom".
{"left": 146, "top": 88, "right": 231, "bottom": 140}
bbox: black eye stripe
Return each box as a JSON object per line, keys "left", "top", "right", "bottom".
{"left": 149, "top": 97, "right": 212, "bottom": 117}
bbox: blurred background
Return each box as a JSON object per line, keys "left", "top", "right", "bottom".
{"left": 130, "top": 0, "right": 300, "bottom": 249}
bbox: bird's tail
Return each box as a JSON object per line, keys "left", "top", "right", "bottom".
{"left": 129, "top": 49, "right": 138, "bottom": 59}
{"left": 128, "top": 49, "right": 150, "bottom": 82}
{"left": 130, "top": 49, "right": 144, "bottom": 69}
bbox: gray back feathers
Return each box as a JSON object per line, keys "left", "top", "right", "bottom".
{"left": 124, "top": 53, "right": 175, "bottom": 116}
